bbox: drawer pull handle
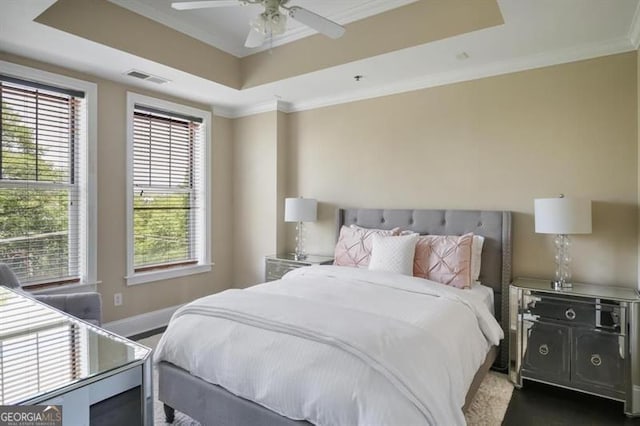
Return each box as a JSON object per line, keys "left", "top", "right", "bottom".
{"left": 539, "top": 344, "right": 549, "bottom": 356}
{"left": 565, "top": 308, "right": 576, "bottom": 320}
{"left": 591, "top": 354, "right": 602, "bottom": 367}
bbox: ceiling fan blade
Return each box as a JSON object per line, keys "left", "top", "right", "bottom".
{"left": 171, "top": 1, "right": 239, "bottom": 10}
{"left": 287, "top": 6, "right": 345, "bottom": 39}
{"left": 244, "top": 28, "right": 266, "bottom": 48}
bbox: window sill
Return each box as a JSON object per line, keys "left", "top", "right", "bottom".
{"left": 125, "top": 263, "right": 212, "bottom": 286}
{"left": 28, "top": 281, "right": 101, "bottom": 295}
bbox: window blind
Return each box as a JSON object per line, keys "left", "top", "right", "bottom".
{"left": 132, "top": 106, "right": 203, "bottom": 270}
{"left": 0, "top": 76, "right": 83, "bottom": 286}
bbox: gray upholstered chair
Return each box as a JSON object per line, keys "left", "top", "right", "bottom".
{"left": 0, "top": 263, "right": 102, "bottom": 326}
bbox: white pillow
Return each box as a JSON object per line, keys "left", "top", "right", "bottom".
{"left": 368, "top": 234, "right": 418, "bottom": 276}
{"left": 471, "top": 235, "right": 485, "bottom": 282}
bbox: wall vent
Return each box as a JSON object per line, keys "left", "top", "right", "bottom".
{"left": 124, "top": 69, "right": 170, "bottom": 85}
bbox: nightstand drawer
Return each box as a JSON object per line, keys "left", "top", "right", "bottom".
{"left": 522, "top": 321, "right": 570, "bottom": 383}
{"left": 525, "top": 292, "right": 622, "bottom": 331}
{"left": 572, "top": 329, "right": 625, "bottom": 396}
{"left": 528, "top": 297, "right": 595, "bottom": 326}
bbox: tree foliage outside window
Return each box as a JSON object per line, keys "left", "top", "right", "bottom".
{"left": 133, "top": 191, "right": 191, "bottom": 267}
{"left": 0, "top": 96, "right": 73, "bottom": 283}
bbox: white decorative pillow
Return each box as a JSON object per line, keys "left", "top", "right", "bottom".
{"left": 368, "top": 234, "right": 419, "bottom": 276}
{"left": 471, "top": 235, "right": 485, "bottom": 282}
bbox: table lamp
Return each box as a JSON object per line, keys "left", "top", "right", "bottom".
{"left": 284, "top": 197, "right": 317, "bottom": 260}
{"left": 534, "top": 195, "right": 592, "bottom": 289}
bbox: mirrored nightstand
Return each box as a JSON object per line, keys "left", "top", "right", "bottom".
{"left": 265, "top": 254, "right": 334, "bottom": 281}
{"left": 509, "top": 277, "right": 640, "bottom": 417}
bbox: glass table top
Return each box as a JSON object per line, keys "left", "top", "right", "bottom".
{"left": 266, "top": 253, "right": 334, "bottom": 263}
{"left": 512, "top": 277, "right": 640, "bottom": 302}
{"left": 0, "top": 286, "right": 151, "bottom": 405}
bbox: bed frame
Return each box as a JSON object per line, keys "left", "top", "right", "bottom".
{"left": 159, "top": 208, "right": 512, "bottom": 425}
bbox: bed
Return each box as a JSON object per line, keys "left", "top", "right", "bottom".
{"left": 156, "top": 208, "right": 512, "bottom": 425}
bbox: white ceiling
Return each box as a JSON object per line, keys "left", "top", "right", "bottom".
{"left": 0, "top": 0, "right": 639, "bottom": 118}
{"left": 107, "top": 0, "right": 418, "bottom": 57}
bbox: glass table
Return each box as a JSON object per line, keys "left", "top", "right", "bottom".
{"left": 0, "top": 286, "right": 152, "bottom": 425}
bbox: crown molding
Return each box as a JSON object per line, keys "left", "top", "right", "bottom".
{"left": 223, "top": 36, "right": 635, "bottom": 118}
{"left": 212, "top": 105, "right": 236, "bottom": 119}
{"left": 629, "top": 0, "right": 640, "bottom": 49}
{"left": 215, "top": 99, "right": 292, "bottom": 118}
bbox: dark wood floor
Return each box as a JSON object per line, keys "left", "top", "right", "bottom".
{"left": 503, "top": 380, "right": 640, "bottom": 425}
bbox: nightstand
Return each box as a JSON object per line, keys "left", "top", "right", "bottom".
{"left": 264, "top": 254, "right": 334, "bottom": 281}
{"left": 509, "top": 277, "right": 640, "bottom": 417}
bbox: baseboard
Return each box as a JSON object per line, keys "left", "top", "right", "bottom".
{"left": 103, "top": 304, "right": 182, "bottom": 338}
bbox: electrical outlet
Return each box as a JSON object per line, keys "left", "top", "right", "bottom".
{"left": 114, "top": 293, "right": 123, "bottom": 306}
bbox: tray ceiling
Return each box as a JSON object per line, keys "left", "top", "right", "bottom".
{"left": 107, "top": 0, "right": 419, "bottom": 57}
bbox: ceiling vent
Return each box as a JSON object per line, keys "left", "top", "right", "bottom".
{"left": 124, "top": 69, "right": 170, "bottom": 85}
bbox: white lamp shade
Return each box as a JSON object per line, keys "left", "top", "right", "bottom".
{"left": 534, "top": 197, "right": 592, "bottom": 234}
{"left": 284, "top": 198, "right": 317, "bottom": 222}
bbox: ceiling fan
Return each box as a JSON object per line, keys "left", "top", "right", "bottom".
{"left": 171, "top": 0, "right": 346, "bottom": 48}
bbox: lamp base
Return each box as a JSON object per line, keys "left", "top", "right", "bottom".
{"left": 551, "top": 280, "right": 572, "bottom": 290}
{"left": 553, "top": 234, "right": 573, "bottom": 291}
{"left": 294, "top": 221, "right": 307, "bottom": 261}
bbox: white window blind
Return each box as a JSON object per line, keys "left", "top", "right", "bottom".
{"left": 132, "top": 105, "right": 204, "bottom": 271}
{"left": 0, "top": 76, "right": 84, "bottom": 286}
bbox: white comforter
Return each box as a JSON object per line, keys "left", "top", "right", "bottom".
{"left": 154, "top": 265, "right": 503, "bottom": 426}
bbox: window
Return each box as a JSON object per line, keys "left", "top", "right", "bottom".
{"left": 0, "top": 62, "right": 96, "bottom": 288}
{"left": 126, "top": 93, "right": 211, "bottom": 285}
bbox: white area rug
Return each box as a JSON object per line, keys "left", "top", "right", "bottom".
{"left": 139, "top": 334, "right": 513, "bottom": 426}
{"left": 464, "top": 371, "right": 514, "bottom": 425}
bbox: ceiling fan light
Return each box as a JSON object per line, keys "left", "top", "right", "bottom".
{"left": 250, "top": 10, "right": 287, "bottom": 36}
{"left": 269, "top": 11, "right": 287, "bottom": 34}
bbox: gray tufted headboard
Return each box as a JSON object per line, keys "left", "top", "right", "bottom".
{"left": 336, "top": 208, "right": 512, "bottom": 369}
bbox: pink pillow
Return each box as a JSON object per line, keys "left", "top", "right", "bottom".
{"left": 334, "top": 225, "right": 399, "bottom": 268}
{"left": 413, "top": 233, "right": 474, "bottom": 289}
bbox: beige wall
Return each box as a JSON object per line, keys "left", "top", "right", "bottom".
{"left": 0, "top": 52, "right": 234, "bottom": 322}
{"left": 232, "top": 112, "right": 278, "bottom": 287}
{"left": 276, "top": 111, "right": 290, "bottom": 254}
{"left": 231, "top": 110, "right": 292, "bottom": 287}
{"left": 281, "top": 52, "right": 638, "bottom": 288}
